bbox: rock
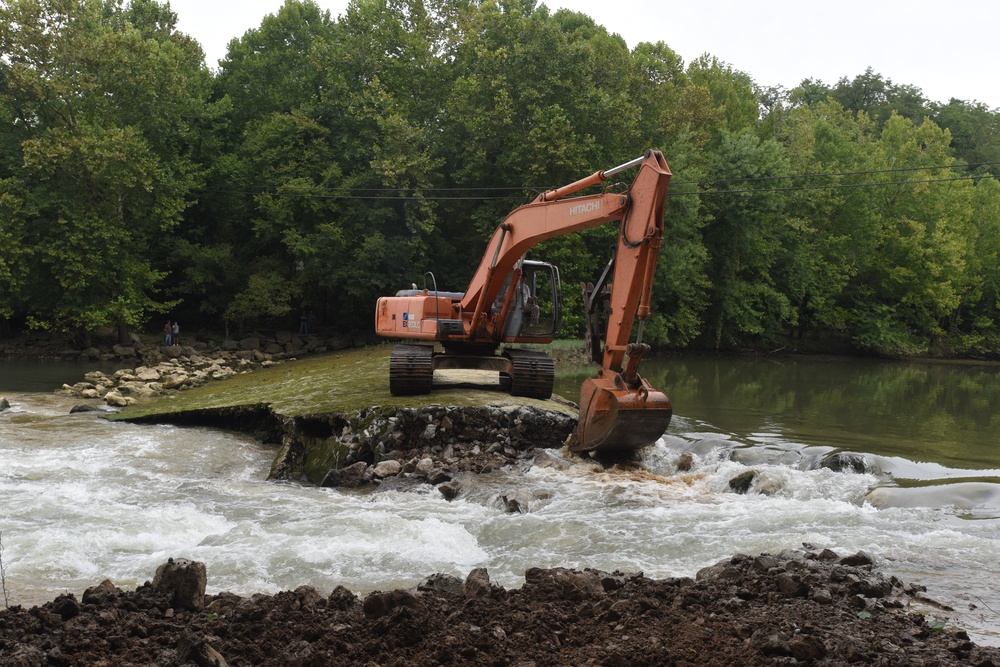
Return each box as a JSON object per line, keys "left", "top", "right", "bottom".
{"left": 417, "top": 573, "right": 465, "bottom": 596}
{"left": 363, "top": 589, "right": 418, "bottom": 618}
{"left": 177, "top": 630, "right": 229, "bottom": 667}
{"left": 531, "top": 449, "right": 573, "bottom": 470}
{"left": 113, "top": 344, "right": 137, "bottom": 357}
{"left": 414, "top": 457, "right": 435, "bottom": 477}
{"left": 0, "top": 397, "right": 9, "bottom": 411}
{"left": 840, "top": 550, "right": 875, "bottom": 567}
{"left": 816, "top": 452, "right": 873, "bottom": 474}
{"left": 463, "top": 568, "right": 492, "bottom": 599}
{"left": 82, "top": 579, "right": 120, "bottom": 604}
{"left": 373, "top": 459, "right": 402, "bottom": 478}
{"left": 438, "top": 481, "right": 461, "bottom": 500}
{"left": 789, "top": 635, "right": 827, "bottom": 661}
{"left": 135, "top": 368, "right": 160, "bottom": 382}
{"left": 677, "top": 451, "right": 694, "bottom": 471}
{"left": 321, "top": 461, "right": 369, "bottom": 488}
{"left": 239, "top": 337, "right": 261, "bottom": 351}
{"left": 426, "top": 468, "right": 452, "bottom": 485}
{"left": 524, "top": 567, "right": 606, "bottom": 600}
{"left": 776, "top": 573, "right": 808, "bottom": 597}
{"left": 729, "top": 470, "right": 756, "bottom": 494}
{"left": 50, "top": 594, "right": 81, "bottom": 621}
{"left": 70, "top": 403, "right": 103, "bottom": 414}
{"left": 104, "top": 390, "right": 128, "bottom": 407}
{"left": 152, "top": 558, "right": 207, "bottom": 611}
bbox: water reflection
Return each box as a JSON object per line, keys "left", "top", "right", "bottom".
{"left": 556, "top": 355, "right": 1000, "bottom": 472}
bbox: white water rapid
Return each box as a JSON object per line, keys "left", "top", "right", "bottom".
{"left": 1, "top": 391, "right": 998, "bottom": 646}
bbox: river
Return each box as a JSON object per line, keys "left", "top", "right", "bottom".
{"left": 1, "top": 354, "right": 999, "bottom": 646}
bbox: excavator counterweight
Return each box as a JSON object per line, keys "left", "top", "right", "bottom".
{"left": 375, "top": 150, "right": 674, "bottom": 455}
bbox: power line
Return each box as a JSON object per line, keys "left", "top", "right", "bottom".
{"left": 200, "top": 161, "right": 999, "bottom": 201}
{"left": 200, "top": 171, "right": 996, "bottom": 202}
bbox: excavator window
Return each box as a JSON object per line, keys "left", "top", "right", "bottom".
{"left": 519, "top": 263, "right": 559, "bottom": 337}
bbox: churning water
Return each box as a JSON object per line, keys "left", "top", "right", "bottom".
{"left": 1, "top": 355, "right": 999, "bottom": 646}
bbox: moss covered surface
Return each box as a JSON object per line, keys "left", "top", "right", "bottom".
{"left": 111, "top": 345, "right": 578, "bottom": 422}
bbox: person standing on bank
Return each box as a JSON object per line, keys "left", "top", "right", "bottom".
{"left": 171, "top": 321, "right": 179, "bottom": 346}
{"left": 163, "top": 320, "right": 172, "bottom": 346}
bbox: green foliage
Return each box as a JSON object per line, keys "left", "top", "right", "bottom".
{"left": 0, "top": 0, "right": 206, "bottom": 332}
{"left": 3, "top": 0, "right": 1000, "bottom": 358}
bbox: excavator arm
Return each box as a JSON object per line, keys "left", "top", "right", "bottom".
{"left": 375, "top": 150, "right": 673, "bottom": 455}
{"left": 463, "top": 150, "right": 674, "bottom": 454}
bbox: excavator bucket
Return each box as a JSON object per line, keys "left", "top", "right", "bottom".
{"left": 571, "top": 376, "right": 672, "bottom": 454}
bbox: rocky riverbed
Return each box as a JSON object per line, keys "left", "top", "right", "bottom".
{"left": 2, "top": 548, "right": 998, "bottom": 667}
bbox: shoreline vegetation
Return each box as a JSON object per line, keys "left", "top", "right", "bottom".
{"left": 4, "top": 1, "right": 1000, "bottom": 367}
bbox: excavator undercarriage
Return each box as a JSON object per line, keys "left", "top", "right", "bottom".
{"left": 375, "top": 150, "right": 674, "bottom": 455}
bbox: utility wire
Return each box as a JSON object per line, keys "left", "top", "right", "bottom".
{"left": 200, "top": 172, "right": 996, "bottom": 201}
{"left": 209, "top": 160, "right": 1000, "bottom": 197}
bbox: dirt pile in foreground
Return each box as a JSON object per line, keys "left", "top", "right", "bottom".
{"left": 2, "top": 548, "right": 998, "bottom": 666}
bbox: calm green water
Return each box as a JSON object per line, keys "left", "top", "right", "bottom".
{"left": 556, "top": 355, "right": 1000, "bottom": 474}
{"left": 0, "top": 357, "right": 125, "bottom": 393}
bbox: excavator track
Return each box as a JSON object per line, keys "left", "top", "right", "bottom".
{"left": 503, "top": 349, "right": 555, "bottom": 399}
{"left": 389, "top": 344, "right": 434, "bottom": 395}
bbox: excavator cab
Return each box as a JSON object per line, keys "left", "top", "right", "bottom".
{"left": 499, "top": 260, "right": 561, "bottom": 339}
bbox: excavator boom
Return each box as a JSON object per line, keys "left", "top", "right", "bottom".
{"left": 375, "top": 150, "right": 674, "bottom": 455}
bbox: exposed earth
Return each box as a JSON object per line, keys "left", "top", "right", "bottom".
{"left": 2, "top": 548, "right": 999, "bottom": 667}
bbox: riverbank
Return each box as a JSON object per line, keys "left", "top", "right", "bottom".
{"left": 2, "top": 548, "right": 998, "bottom": 666}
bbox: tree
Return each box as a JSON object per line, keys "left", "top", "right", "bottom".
{"left": 0, "top": 0, "right": 209, "bottom": 340}
{"left": 700, "top": 130, "right": 791, "bottom": 348}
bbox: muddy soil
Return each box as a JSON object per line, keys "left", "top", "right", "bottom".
{"left": 2, "top": 548, "right": 998, "bottom": 667}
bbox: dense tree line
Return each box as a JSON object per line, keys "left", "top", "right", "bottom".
{"left": 2, "top": 0, "right": 1000, "bottom": 355}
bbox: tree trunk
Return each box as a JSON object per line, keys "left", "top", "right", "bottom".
{"left": 117, "top": 321, "right": 131, "bottom": 346}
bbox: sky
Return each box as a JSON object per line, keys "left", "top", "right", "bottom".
{"left": 169, "top": 0, "right": 1000, "bottom": 109}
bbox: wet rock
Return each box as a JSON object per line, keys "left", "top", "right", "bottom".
{"left": 0, "top": 397, "right": 10, "bottom": 411}
{"left": 840, "top": 550, "right": 875, "bottom": 567}
{"left": 728, "top": 470, "right": 756, "bottom": 494}
{"left": 321, "top": 461, "right": 368, "bottom": 488}
{"left": 677, "top": 451, "right": 694, "bottom": 471}
{"left": 531, "top": 449, "right": 573, "bottom": 470}
{"left": 426, "top": 468, "right": 452, "bottom": 485}
{"left": 70, "top": 403, "right": 103, "bottom": 414}
{"left": 817, "top": 451, "right": 873, "bottom": 474}
{"left": 152, "top": 558, "right": 207, "bottom": 611}
{"left": 438, "top": 481, "right": 462, "bottom": 500}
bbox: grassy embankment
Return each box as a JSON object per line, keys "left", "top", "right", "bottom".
{"left": 112, "top": 344, "right": 580, "bottom": 423}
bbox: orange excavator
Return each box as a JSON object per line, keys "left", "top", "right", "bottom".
{"left": 375, "top": 150, "right": 673, "bottom": 454}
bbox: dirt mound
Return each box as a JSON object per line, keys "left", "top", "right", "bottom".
{"left": 1, "top": 548, "right": 998, "bottom": 666}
